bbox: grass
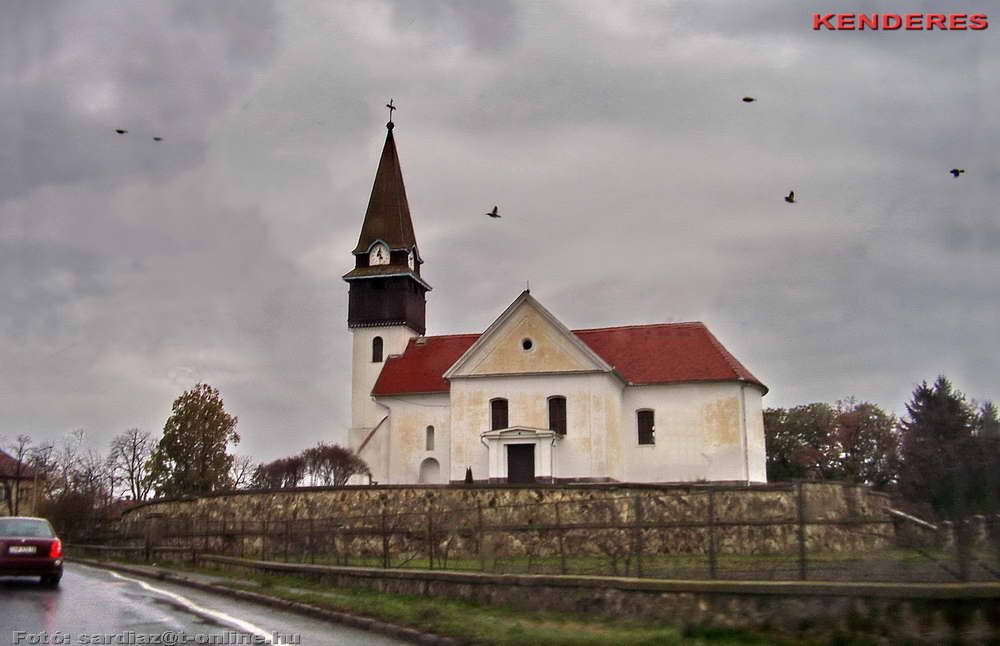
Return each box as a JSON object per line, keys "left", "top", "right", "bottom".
{"left": 76, "top": 556, "right": 802, "bottom": 646}
{"left": 206, "top": 568, "right": 795, "bottom": 646}
{"left": 72, "top": 554, "right": 924, "bottom": 645}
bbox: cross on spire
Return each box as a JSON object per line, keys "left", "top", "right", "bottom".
{"left": 385, "top": 99, "right": 396, "bottom": 125}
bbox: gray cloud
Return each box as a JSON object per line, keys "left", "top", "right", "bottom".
{"left": 0, "top": 1, "right": 277, "bottom": 202}
{"left": 1, "top": 0, "right": 997, "bottom": 464}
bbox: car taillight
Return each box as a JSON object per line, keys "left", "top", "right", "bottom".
{"left": 49, "top": 539, "right": 62, "bottom": 559}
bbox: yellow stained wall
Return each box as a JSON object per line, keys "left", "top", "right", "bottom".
{"left": 622, "top": 382, "right": 766, "bottom": 482}
{"left": 449, "top": 373, "right": 622, "bottom": 482}
{"left": 463, "top": 310, "right": 597, "bottom": 376}
{"left": 380, "top": 394, "right": 451, "bottom": 484}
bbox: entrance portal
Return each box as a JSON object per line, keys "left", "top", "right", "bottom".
{"left": 418, "top": 457, "right": 440, "bottom": 484}
{"left": 506, "top": 444, "right": 535, "bottom": 484}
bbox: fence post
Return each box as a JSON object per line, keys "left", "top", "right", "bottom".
{"left": 796, "top": 482, "right": 807, "bottom": 581}
{"left": 632, "top": 494, "right": 644, "bottom": 578}
{"left": 477, "top": 501, "right": 486, "bottom": 572}
{"left": 955, "top": 518, "right": 972, "bottom": 582}
{"left": 262, "top": 518, "right": 269, "bottom": 561}
{"left": 427, "top": 506, "right": 435, "bottom": 570}
{"left": 239, "top": 520, "right": 245, "bottom": 559}
{"left": 994, "top": 514, "right": 1000, "bottom": 574}
{"left": 332, "top": 522, "right": 341, "bottom": 566}
{"left": 555, "top": 501, "right": 567, "bottom": 575}
{"left": 708, "top": 490, "right": 718, "bottom": 579}
{"left": 380, "top": 504, "right": 390, "bottom": 569}
{"left": 143, "top": 517, "right": 153, "bottom": 564}
{"left": 284, "top": 519, "right": 291, "bottom": 563}
{"left": 308, "top": 516, "right": 316, "bottom": 565}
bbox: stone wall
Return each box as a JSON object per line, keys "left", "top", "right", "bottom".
{"left": 117, "top": 482, "right": 893, "bottom": 571}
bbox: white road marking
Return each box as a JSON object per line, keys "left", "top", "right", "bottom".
{"left": 104, "top": 570, "right": 274, "bottom": 643}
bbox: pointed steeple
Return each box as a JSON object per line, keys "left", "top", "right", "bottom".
{"left": 344, "top": 119, "right": 430, "bottom": 335}
{"left": 352, "top": 122, "right": 417, "bottom": 255}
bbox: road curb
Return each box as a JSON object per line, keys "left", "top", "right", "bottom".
{"left": 68, "top": 558, "right": 462, "bottom": 646}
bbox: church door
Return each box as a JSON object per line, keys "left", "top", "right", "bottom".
{"left": 506, "top": 444, "right": 535, "bottom": 484}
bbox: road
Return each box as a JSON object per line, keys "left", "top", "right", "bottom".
{"left": 1, "top": 563, "right": 406, "bottom": 646}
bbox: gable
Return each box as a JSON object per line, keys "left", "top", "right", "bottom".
{"left": 445, "top": 292, "right": 612, "bottom": 379}
{"left": 371, "top": 297, "right": 767, "bottom": 397}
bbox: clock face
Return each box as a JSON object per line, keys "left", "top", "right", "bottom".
{"left": 407, "top": 250, "right": 415, "bottom": 270}
{"left": 369, "top": 243, "right": 389, "bottom": 266}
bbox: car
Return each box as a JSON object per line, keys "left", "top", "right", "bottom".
{"left": 0, "top": 516, "right": 63, "bottom": 587}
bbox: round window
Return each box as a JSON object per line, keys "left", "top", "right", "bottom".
{"left": 521, "top": 338, "right": 533, "bottom": 351}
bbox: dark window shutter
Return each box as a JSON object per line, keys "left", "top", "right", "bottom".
{"left": 372, "top": 336, "right": 383, "bottom": 363}
{"left": 548, "top": 397, "right": 567, "bottom": 435}
{"left": 491, "top": 399, "right": 508, "bottom": 431}
{"left": 637, "top": 410, "right": 655, "bottom": 445}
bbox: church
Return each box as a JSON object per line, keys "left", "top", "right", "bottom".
{"left": 346, "top": 120, "right": 768, "bottom": 485}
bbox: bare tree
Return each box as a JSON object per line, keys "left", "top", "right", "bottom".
{"left": 110, "top": 428, "right": 154, "bottom": 501}
{"left": 302, "top": 443, "right": 369, "bottom": 486}
{"left": 1, "top": 434, "right": 33, "bottom": 515}
{"left": 229, "top": 454, "right": 255, "bottom": 489}
{"left": 38, "top": 430, "right": 118, "bottom": 540}
{"left": 28, "top": 441, "right": 56, "bottom": 501}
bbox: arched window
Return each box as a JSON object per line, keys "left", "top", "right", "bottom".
{"left": 425, "top": 425, "right": 435, "bottom": 451}
{"left": 490, "top": 398, "right": 508, "bottom": 431}
{"left": 548, "top": 396, "right": 567, "bottom": 435}
{"left": 372, "top": 336, "right": 383, "bottom": 363}
{"left": 419, "top": 457, "right": 440, "bottom": 484}
{"left": 637, "top": 409, "right": 655, "bottom": 445}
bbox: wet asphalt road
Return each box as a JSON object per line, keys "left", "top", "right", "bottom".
{"left": 0, "top": 563, "right": 406, "bottom": 646}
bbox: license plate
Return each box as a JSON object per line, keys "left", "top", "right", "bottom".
{"left": 8, "top": 545, "right": 37, "bottom": 554}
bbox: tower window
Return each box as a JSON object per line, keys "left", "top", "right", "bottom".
{"left": 425, "top": 426, "right": 435, "bottom": 451}
{"left": 637, "top": 409, "right": 655, "bottom": 445}
{"left": 490, "top": 398, "right": 509, "bottom": 431}
{"left": 372, "top": 336, "right": 383, "bottom": 363}
{"left": 548, "top": 396, "right": 566, "bottom": 435}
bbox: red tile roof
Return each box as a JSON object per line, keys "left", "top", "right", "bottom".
{"left": 373, "top": 334, "right": 478, "bottom": 396}
{"left": 372, "top": 323, "right": 765, "bottom": 396}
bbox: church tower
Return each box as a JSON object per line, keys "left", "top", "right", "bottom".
{"left": 344, "top": 119, "right": 431, "bottom": 479}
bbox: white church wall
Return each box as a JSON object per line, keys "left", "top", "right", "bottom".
{"left": 448, "top": 373, "right": 623, "bottom": 483}
{"left": 377, "top": 393, "right": 451, "bottom": 484}
{"left": 742, "top": 384, "right": 768, "bottom": 482}
{"left": 620, "top": 382, "right": 765, "bottom": 483}
{"left": 350, "top": 326, "right": 418, "bottom": 439}
{"left": 353, "top": 417, "right": 390, "bottom": 484}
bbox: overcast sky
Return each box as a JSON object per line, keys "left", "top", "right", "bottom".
{"left": 3, "top": 1, "right": 997, "bottom": 463}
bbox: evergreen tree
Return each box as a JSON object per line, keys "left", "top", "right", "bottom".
{"left": 969, "top": 401, "right": 1000, "bottom": 514}
{"left": 898, "top": 376, "right": 977, "bottom": 518}
{"left": 148, "top": 383, "right": 239, "bottom": 497}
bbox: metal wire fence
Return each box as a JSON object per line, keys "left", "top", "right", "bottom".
{"left": 74, "top": 484, "right": 1000, "bottom": 583}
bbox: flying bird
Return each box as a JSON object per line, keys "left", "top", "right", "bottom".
{"left": 742, "top": 97, "right": 756, "bottom": 103}
{"left": 115, "top": 129, "right": 128, "bottom": 135}
{"left": 949, "top": 168, "right": 965, "bottom": 177}
{"left": 486, "top": 205, "right": 500, "bottom": 218}
{"left": 784, "top": 191, "right": 796, "bottom": 203}
{"left": 153, "top": 136, "right": 163, "bottom": 142}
